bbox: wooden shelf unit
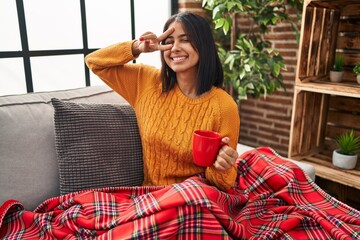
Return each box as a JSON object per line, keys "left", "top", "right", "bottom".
{"left": 289, "top": 0, "right": 360, "bottom": 200}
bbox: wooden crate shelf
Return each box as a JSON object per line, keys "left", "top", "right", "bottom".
{"left": 289, "top": 0, "right": 360, "bottom": 203}
{"left": 297, "top": 0, "right": 360, "bottom": 86}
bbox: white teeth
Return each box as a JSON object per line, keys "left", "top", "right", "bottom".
{"left": 173, "top": 57, "right": 186, "bottom": 61}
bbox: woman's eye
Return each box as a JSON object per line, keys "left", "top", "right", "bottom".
{"left": 164, "top": 41, "right": 173, "bottom": 45}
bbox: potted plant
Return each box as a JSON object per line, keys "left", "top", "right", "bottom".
{"left": 353, "top": 62, "right": 360, "bottom": 84}
{"left": 330, "top": 54, "right": 344, "bottom": 83}
{"left": 332, "top": 130, "right": 360, "bottom": 169}
{"left": 202, "top": 0, "right": 303, "bottom": 101}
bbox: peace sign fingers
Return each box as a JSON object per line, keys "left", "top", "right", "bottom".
{"left": 137, "top": 27, "right": 174, "bottom": 53}
{"left": 157, "top": 27, "right": 175, "bottom": 51}
{"left": 157, "top": 27, "right": 175, "bottom": 42}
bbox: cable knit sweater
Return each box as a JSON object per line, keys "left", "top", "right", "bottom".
{"left": 85, "top": 41, "right": 240, "bottom": 191}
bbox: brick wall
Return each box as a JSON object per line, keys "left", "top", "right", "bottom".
{"left": 235, "top": 8, "right": 301, "bottom": 156}
{"left": 179, "top": 1, "right": 301, "bottom": 156}
{"left": 177, "top": 0, "right": 205, "bottom": 15}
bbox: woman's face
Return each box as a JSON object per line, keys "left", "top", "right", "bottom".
{"left": 163, "top": 21, "right": 199, "bottom": 76}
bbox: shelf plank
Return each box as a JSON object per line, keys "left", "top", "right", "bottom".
{"left": 307, "top": 0, "right": 360, "bottom": 9}
{"left": 297, "top": 155, "right": 360, "bottom": 190}
{"left": 296, "top": 81, "right": 360, "bottom": 98}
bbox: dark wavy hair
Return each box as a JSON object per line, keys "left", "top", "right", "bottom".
{"left": 160, "top": 12, "right": 223, "bottom": 95}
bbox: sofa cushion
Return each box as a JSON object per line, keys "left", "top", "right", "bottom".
{"left": 0, "top": 85, "right": 127, "bottom": 210}
{"left": 52, "top": 98, "right": 144, "bottom": 195}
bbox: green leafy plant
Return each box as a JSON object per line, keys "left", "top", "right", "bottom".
{"left": 202, "top": 0, "right": 303, "bottom": 101}
{"left": 335, "top": 130, "right": 360, "bottom": 155}
{"left": 353, "top": 62, "right": 360, "bottom": 74}
{"left": 332, "top": 54, "right": 344, "bottom": 72}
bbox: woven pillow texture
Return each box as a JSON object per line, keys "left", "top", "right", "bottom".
{"left": 51, "top": 98, "right": 143, "bottom": 195}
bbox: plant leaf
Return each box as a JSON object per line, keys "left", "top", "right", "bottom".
{"left": 274, "top": 63, "right": 281, "bottom": 76}
{"left": 223, "top": 19, "right": 230, "bottom": 35}
{"left": 215, "top": 18, "right": 225, "bottom": 29}
{"left": 239, "top": 69, "right": 246, "bottom": 79}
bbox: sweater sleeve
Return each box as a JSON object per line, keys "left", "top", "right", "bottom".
{"left": 205, "top": 94, "right": 240, "bottom": 191}
{"left": 85, "top": 40, "right": 160, "bottom": 106}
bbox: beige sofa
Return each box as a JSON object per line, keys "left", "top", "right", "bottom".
{"left": 0, "top": 85, "right": 315, "bottom": 210}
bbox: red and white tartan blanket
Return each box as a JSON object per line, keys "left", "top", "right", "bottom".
{"left": 1, "top": 147, "right": 360, "bottom": 239}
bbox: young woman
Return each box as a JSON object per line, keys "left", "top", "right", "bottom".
{"left": 85, "top": 12, "right": 240, "bottom": 191}
{"left": 1, "top": 12, "right": 358, "bottom": 240}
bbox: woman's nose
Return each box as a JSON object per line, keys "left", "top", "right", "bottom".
{"left": 171, "top": 41, "right": 180, "bottom": 52}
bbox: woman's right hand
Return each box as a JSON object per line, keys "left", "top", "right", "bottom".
{"left": 132, "top": 27, "right": 175, "bottom": 56}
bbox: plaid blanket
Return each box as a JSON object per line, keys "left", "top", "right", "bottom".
{"left": 1, "top": 147, "right": 359, "bottom": 239}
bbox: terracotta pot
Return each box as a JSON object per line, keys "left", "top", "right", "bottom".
{"left": 332, "top": 149, "right": 358, "bottom": 169}
{"left": 329, "top": 71, "right": 343, "bottom": 83}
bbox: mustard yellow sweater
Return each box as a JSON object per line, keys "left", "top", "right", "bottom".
{"left": 85, "top": 41, "right": 240, "bottom": 191}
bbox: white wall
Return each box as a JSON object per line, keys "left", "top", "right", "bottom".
{"left": 0, "top": 0, "right": 172, "bottom": 96}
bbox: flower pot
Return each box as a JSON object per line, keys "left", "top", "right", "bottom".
{"left": 357, "top": 74, "right": 360, "bottom": 84}
{"left": 332, "top": 149, "right": 358, "bottom": 169}
{"left": 329, "top": 71, "right": 343, "bottom": 83}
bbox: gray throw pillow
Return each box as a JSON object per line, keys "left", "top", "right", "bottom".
{"left": 51, "top": 98, "right": 143, "bottom": 195}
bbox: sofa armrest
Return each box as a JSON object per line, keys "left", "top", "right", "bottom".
{"left": 237, "top": 143, "right": 316, "bottom": 181}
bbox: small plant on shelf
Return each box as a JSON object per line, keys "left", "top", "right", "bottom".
{"left": 336, "top": 130, "right": 360, "bottom": 155}
{"left": 330, "top": 54, "right": 344, "bottom": 83}
{"left": 332, "top": 129, "right": 360, "bottom": 169}
{"left": 354, "top": 62, "right": 360, "bottom": 74}
{"left": 353, "top": 62, "right": 360, "bottom": 84}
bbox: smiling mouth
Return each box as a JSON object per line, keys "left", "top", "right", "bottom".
{"left": 172, "top": 56, "right": 187, "bottom": 63}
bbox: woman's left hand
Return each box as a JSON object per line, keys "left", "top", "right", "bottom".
{"left": 213, "top": 137, "right": 238, "bottom": 171}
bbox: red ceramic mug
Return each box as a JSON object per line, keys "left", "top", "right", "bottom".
{"left": 192, "top": 130, "right": 225, "bottom": 167}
